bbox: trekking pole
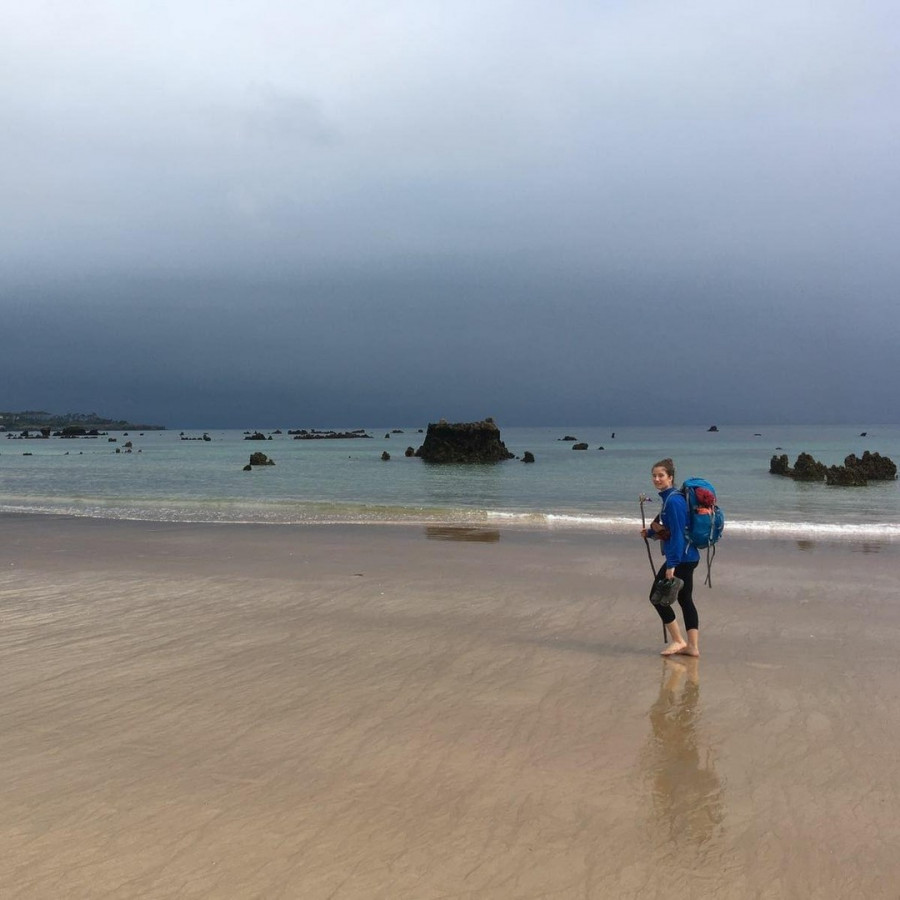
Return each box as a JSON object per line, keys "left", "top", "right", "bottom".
{"left": 639, "top": 494, "right": 657, "bottom": 576}
{"left": 640, "top": 494, "right": 666, "bottom": 644}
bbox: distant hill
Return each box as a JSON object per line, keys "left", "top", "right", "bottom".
{"left": 0, "top": 411, "right": 166, "bottom": 431}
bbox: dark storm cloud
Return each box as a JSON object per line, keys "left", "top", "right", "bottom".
{"left": 2, "top": 1, "right": 898, "bottom": 426}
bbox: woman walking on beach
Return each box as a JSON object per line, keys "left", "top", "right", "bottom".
{"left": 641, "top": 458, "right": 701, "bottom": 657}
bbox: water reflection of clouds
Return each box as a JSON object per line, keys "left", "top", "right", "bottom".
{"left": 640, "top": 659, "right": 725, "bottom": 854}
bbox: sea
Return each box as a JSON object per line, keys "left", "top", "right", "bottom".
{"left": 2, "top": 424, "right": 899, "bottom": 543}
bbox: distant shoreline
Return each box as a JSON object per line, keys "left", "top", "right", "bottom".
{"left": 0, "top": 410, "right": 165, "bottom": 432}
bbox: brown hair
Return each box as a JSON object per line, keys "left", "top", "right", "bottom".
{"left": 652, "top": 458, "right": 675, "bottom": 478}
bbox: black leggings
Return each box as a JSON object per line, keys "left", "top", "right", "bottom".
{"left": 654, "top": 561, "right": 699, "bottom": 630}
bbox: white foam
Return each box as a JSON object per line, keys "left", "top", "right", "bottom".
{"left": 3, "top": 500, "right": 899, "bottom": 543}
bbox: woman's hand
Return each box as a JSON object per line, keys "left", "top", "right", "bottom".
{"left": 665, "top": 567, "right": 675, "bottom": 580}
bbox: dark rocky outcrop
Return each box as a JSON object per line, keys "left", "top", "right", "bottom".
{"left": 769, "top": 454, "right": 791, "bottom": 476}
{"left": 559, "top": 435, "right": 578, "bottom": 442}
{"left": 844, "top": 451, "right": 897, "bottom": 481}
{"left": 769, "top": 452, "right": 826, "bottom": 480}
{"left": 770, "top": 449, "right": 896, "bottom": 487}
{"left": 826, "top": 465, "right": 868, "bottom": 486}
{"left": 415, "top": 419, "right": 514, "bottom": 463}
{"left": 405, "top": 447, "right": 415, "bottom": 457}
{"left": 792, "top": 452, "right": 828, "bottom": 481}
{"left": 245, "top": 432, "right": 268, "bottom": 441}
{"left": 522, "top": 451, "right": 535, "bottom": 463}
{"left": 248, "top": 452, "right": 275, "bottom": 466}
{"left": 708, "top": 425, "right": 719, "bottom": 432}
{"left": 381, "top": 451, "right": 391, "bottom": 460}
{"left": 290, "top": 429, "right": 372, "bottom": 440}
{"left": 572, "top": 442, "right": 588, "bottom": 451}
{"left": 7, "top": 430, "right": 54, "bottom": 440}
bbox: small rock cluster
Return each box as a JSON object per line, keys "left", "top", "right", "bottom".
{"left": 290, "top": 429, "right": 372, "bottom": 440}
{"left": 770, "top": 450, "right": 897, "bottom": 486}
{"left": 243, "top": 452, "right": 275, "bottom": 470}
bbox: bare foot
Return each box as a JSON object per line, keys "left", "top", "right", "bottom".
{"left": 677, "top": 646, "right": 700, "bottom": 657}
{"left": 661, "top": 641, "right": 687, "bottom": 656}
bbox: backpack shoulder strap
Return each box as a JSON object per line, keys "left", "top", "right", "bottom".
{"left": 660, "top": 488, "right": 679, "bottom": 520}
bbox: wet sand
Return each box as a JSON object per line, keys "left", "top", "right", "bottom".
{"left": 1, "top": 515, "right": 899, "bottom": 898}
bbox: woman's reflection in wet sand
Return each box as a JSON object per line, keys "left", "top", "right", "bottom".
{"left": 641, "top": 658, "right": 725, "bottom": 857}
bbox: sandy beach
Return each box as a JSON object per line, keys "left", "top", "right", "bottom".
{"left": 1, "top": 514, "right": 899, "bottom": 899}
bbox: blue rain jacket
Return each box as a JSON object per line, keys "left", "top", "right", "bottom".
{"left": 657, "top": 486, "right": 701, "bottom": 569}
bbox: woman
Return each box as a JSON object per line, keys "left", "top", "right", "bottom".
{"left": 641, "top": 458, "right": 701, "bottom": 657}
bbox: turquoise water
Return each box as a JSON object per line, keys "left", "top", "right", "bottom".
{"left": 2, "top": 424, "right": 898, "bottom": 540}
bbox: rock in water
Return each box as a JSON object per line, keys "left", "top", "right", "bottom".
{"left": 771, "top": 450, "right": 896, "bottom": 486}
{"left": 415, "top": 419, "right": 515, "bottom": 463}
{"left": 769, "top": 453, "right": 791, "bottom": 476}
{"left": 844, "top": 451, "right": 897, "bottom": 481}
{"left": 792, "top": 452, "right": 827, "bottom": 481}
{"left": 826, "top": 465, "right": 868, "bottom": 486}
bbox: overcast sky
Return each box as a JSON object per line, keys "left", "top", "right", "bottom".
{"left": 2, "top": 1, "right": 898, "bottom": 428}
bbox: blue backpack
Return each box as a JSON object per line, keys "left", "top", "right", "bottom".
{"left": 681, "top": 477, "right": 725, "bottom": 586}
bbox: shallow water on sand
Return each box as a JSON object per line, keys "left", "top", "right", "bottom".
{"left": 2, "top": 520, "right": 898, "bottom": 897}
